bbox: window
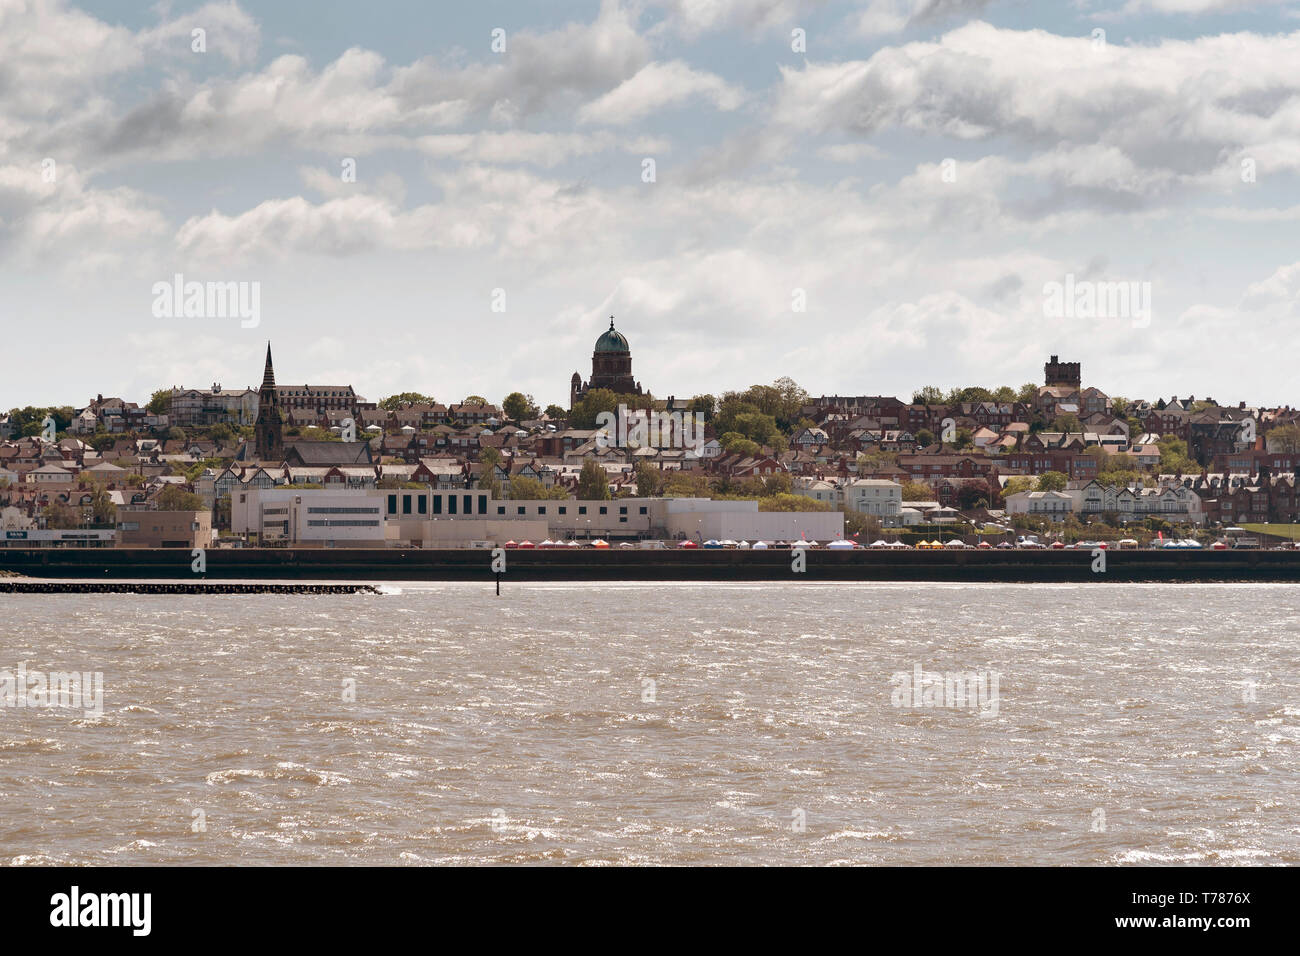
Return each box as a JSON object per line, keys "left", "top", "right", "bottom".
{"left": 639, "top": 507, "right": 647, "bottom": 515}
{"left": 418, "top": 496, "right": 427, "bottom": 515}
{"left": 478, "top": 495, "right": 487, "bottom": 514}
{"left": 449, "top": 495, "right": 457, "bottom": 515}
{"left": 463, "top": 495, "right": 472, "bottom": 515}
{"left": 497, "top": 506, "right": 505, "bottom": 515}
{"left": 517, "top": 507, "right": 525, "bottom": 515}
{"left": 538, "top": 507, "right": 546, "bottom": 515}
{"left": 559, "top": 507, "right": 567, "bottom": 515}
{"left": 619, "top": 506, "right": 627, "bottom": 515}
{"left": 433, "top": 495, "right": 443, "bottom": 515}
{"left": 402, "top": 495, "right": 412, "bottom": 515}
{"left": 579, "top": 506, "right": 587, "bottom": 515}
{"left": 599, "top": 506, "right": 607, "bottom": 515}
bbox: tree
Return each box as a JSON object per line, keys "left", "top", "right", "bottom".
{"left": 569, "top": 387, "right": 639, "bottom": 430}
{"left": 915, "top": 428, "right": 935, "bottom": 448}
{"left": 479, "top": 471, "right": 504, "bottom": 499}
{"left": 167, "top": 426, "right": 186, "bottom": 442}
{"left": 1268, "top": 424, "right": 1300, "bottom": 453}
{"left": 577, "top": 459, "right": 611, "bottom": 500}
{"left": 480, "top": 446, "right": 502, "bottom": 467}
{"left": 544, "top": 404, "right": 566, "bottom": 420}
{"left": 913, "top": 386, "right": 943, "bottom": 405}
{"left": 843, "top": 511, "right": 883, "bottom": 540}
{"left": 1016, "top": 383, "right": 1039, "bottom": 404}
{"left": 1050, "top": 414, "right": 1080, "bottom": 433}
{"left": 956, "top": 479, "right": 993, "bottom": 510}
{"left": 1002, "top": 476, "right": 1035, "bottom": 497}
{"left": 901, "top": 481, "right": 934, "bottom": 501}
{"left": 156, "top": 485, "right": 204, "bottom": 511}
{"left": 210, "top": 423, "right": 234, "bottom": 442}
{"left": 86, "top": 483, "right": 115, "bottom": 524}
{"left": 12, "top": 405, "right": 73, "bottom": 437}
{"left": 147, "top": 389, "right": 171, "bottom": 416}
{"left": 42, "top": 501, "right": 79, "bottom": 529}
{"left": 379, "top": 393, "right": 435, "bottom": 411}
{"left": 1157, "top": 435, "right": 1197, "bottom": 474}
{"left": 462, "top": 395, "right": 488, "bottom": 406}
{"left": 720, "top": 433, "right": 761, "bottom": 458}
{"left": 507, "top": 476, "right": 566, "bottom": 500}
{"left": 502, "top": 392, "right": 537, "bottom": 421}
{"left": 1036, "top": 471, "right": 1068, "bottom": 492}
{"left": 759, "top": 493, "right": 830, "bottom": 512}
{"left": 763, "top": 472, "right": 793, "bottom": 496}
{"left": 634, "top": 459, "right": 661, "bottom": 498}
{"left": 689, "top": 394, "right": 717, "bottom": 422}
{"left": 662, "top": 472, "right": 709, "bottom": 498}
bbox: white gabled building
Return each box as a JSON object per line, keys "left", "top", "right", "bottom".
{"left": 1004, "top": 490, "right": 1073, "bottom": 521}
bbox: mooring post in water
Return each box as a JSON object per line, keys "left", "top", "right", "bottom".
{"left": 491, "top": 546, "right": 506, "bottom": 595}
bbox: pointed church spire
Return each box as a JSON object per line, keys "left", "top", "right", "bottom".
{"left": 262, "top": 342, "right": 276, "bottom": 389}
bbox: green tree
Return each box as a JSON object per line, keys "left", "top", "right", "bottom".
{"left": 147, "top": 389, "right": 171, "bottom": 416}
{"left": 42, "top": 501, "right": 79, "bottom": 529}
{"left": 1157, "top": 435, "right": 1197, "bottom": 473}
{"left": 462, "top": 395, "right": 488, "bottom": 406}
{"left": 156, "top": 485, "right": 204, "bottom": 511}
{"left": 1036, "top": 471, "right": 1068, "bottom": 492}
{"left": 1268, "top": 423, "right": 1300, "bottom": 453}
{"left": 634, "top": 459, "right": 661, "bottom": 498}
{"left": 912, "top": 386, "right": 943, "bottom": 405}
{"left": 86, "top": 483, "right": 115, "bottom": 524}
{"left": 759, "top": 493, "right": 830, "bottom": 512}
{"left": 379, "top": 393, "right": 435, "bottom": 411}
{"left": 1002, "top": 476, "right": 1035, "bottom": 496}
{"left": 544, "top": 404, "right": 566, "bottom": 420}
{"left": 662, "top": 472, "right": 710, "bottom": 498}
{"left": 577, "top": 459, "right": 611, "bottom": 500}
{"left": 509, "top": 476, "right": 567, "bottom": 500}
{"left": 502, "top": 392, "right": 537, "bottom": 421}
{"left": 689, "top": 394, "right": 717, "bottom": 422}
{"left": 720, "top": 433, "right": 761, "bottom": 458}
{"left": 1016, "top": 383, "right": 1039, "bottom": 404}
{"left": 915, "top": 428, "right": 935, "bottom": 447}
{"left": 479, "top": 470, "right": 503, "bottom": 499}
{"left": 901, "top": 481, "right": 934, "bottom": 501}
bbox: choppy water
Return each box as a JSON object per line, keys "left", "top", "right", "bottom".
{"left": 2, "top": 582, "right": 1298, "bottom": 865}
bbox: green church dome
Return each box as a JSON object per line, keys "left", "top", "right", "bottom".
{"left": 594, "top": 318, "right": 630, "bottom": 353}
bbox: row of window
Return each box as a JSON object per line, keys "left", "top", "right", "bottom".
{"left": 384, "top": 493, "right": 652, "bottom": 520}
{"left": 306, "top": 520, "right": 381, "bottom": 527}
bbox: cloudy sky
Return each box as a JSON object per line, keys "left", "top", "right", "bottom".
{"left": 3, "top": 0, "right": 1299, "bottom": 412}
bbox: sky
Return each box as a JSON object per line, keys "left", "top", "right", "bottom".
{"left": 2, "top": 0, "right": 1299, "bottom": 413}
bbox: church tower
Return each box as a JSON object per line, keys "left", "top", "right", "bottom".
{"left": 254, "top": 342, "right": 284, "bottom": 462}
{"left": 570, "top": 317, "right": 641, "bottom": 406}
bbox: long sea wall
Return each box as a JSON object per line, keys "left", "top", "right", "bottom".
{"left": 0, "top": 547, "right": 1298, "bottom": 582}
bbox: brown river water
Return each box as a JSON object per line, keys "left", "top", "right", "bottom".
{"left": 2, "top": 582, "right": 1297, "bottom": 865}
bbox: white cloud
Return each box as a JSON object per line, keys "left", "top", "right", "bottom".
{"left": 578, "top": 60, "right": 745, "bottom": 124}
{"left": 774, "top": 22, "right": 1300, "bottom": 185}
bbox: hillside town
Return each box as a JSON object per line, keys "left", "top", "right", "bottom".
{"left": 3, "top": 323, "right": 1300, "bottom": 551}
